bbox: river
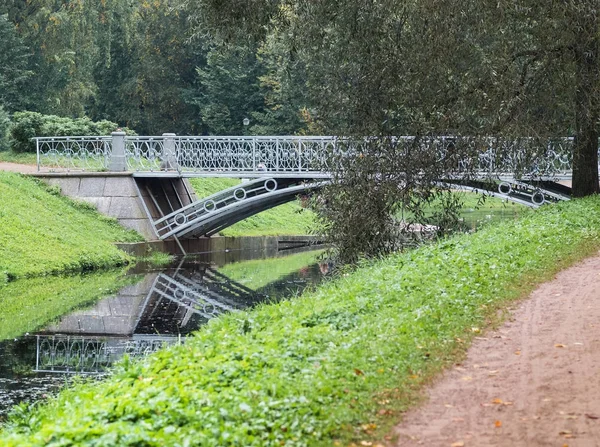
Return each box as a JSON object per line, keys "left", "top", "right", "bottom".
{"left": 0, "top": 202, "right": 526, "bottom": 423}
{"left": 0, "top": 239, "right": 329, "bottom": 422}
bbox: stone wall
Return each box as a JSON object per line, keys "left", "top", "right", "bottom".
{"left": 35, "top": 173, "right": 158, "bottom": 240}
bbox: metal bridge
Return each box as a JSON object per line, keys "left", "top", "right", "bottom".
{"left": 34, "top": 133, "right": 583, "bottom": 241}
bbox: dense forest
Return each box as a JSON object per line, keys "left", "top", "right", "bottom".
{"left": 0, "top": 0, "right": 310, "bottom": 138}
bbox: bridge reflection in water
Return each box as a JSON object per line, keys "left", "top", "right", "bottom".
{"left": 34, "top": 259, "right": 323, "bottom": 375}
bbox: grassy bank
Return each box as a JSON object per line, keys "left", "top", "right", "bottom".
{"left": 189, "top": 178, "right": 315, "bottom": 236}
{"left": 0, "top": 172, "right": 142, "bottom": 281}
{"left": 0, "top": 151, "right": 37, "bottom": 165}
{"left": 2, "top": 197, "right": 599, "bottom": 445}
{"left": 0, "top": 270, "right": 139, "bottom": 341}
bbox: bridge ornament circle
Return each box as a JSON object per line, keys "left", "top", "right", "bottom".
{"left": 174, "top": 288, "right": 186, "bottom": 300}
{"left": 265, "top": 179, "right": 278, "bottom": 192}
{"left": 532, "top": 190, "right": 545, "bottom": 206}
{"left": 204, "top": 200, "right": 216, "bottom": 213}
{"left": 498, "top": 182, "right": 512, "bottom": 195}
{"left": 233, "top": 188, "right": 247, "bottom": 201}
{"left": 174, "top": 213, "right": 187, "bottom": 226}
{"left": 203, "top": 303, "right": 218, "bottom": 317}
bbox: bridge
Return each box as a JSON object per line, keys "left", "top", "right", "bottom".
{"left": 34, "top": 132, "right": 581, "bottom": 246}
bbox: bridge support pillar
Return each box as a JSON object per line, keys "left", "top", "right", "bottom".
{"left": 108, "top": 131, "right": 127, "bottom": 171}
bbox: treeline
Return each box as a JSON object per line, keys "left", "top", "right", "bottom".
{"left": 0, "top": 0, "right": 310, "bottom": 140}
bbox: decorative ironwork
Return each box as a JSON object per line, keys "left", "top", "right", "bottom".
{"left": 152, "top": 177, "right": 322, "bottom": 239}
{"left": 34, "top": 134, "right": 583, "bottom": 180}
{"left": 36, "top": 136, "right": 111, "bottom": 172}
{"left": 34, "top": 335, "right": 178, "bottom": 374}
{"left": 125, "top": 136, "right": 166, "bottom": 171}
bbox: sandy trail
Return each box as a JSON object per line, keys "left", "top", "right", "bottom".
{"left": 0, "top": 162, "right": 38, "bottom": 174}
{"left": 393, "top": 253, "right": 600, "bottom": 447}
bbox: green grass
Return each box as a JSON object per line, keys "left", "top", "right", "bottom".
{"left": 0, "top": 270, "right": 138, "bottom": 341}
{"left": 189, "top": 178, "right": 315, "bottom": 236}
{"left": 2, "top": 197, "right": 600, "bottom": 446}
{"left": 219, "top": 249, "right": 325, "bottom": 290}
{"left": 0, "top": 151, "right": 37, "bottom": 165}
{"left": 0, "top": 172, "right": 142, "bottom": 281}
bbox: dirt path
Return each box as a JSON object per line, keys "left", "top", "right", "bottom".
{"left": 0, "top": 162, "right": 38, "bottom": 174}
{"left": 393, "top": 253, "right": 600, "bottom": 447}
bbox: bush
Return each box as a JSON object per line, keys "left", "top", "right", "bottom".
{"left": 8, "top": 112, "right": 135, "bottom": 153}
{"left": 0, "top": 106, "right": 10, "bottom": 152}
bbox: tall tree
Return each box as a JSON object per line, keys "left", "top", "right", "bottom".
{"left": 183, "top": 0, "right": 600, "bottom": 262}
{"left": 0, "top": 14, "right": 32, "bottom": 112}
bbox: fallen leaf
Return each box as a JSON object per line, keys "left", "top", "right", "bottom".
{"left": 354, "top": 368, "right": 364, "bottom": 376}
{"left": 585, "top": 413, "right": 599, "bottom": 420}
{"left": 559, "top": 430, "right": 572, "bottom": 435}
{"left": 515, "top": 350, "right": 521, "bottom": 355}
{"left": 461, "top": 376, "right": 473, "bottom": 381}
{"left": 471, "top": 327, "right": 480, "bottom": 333}
{"left": 359, "top": 441, "right": 372, "bottom": 446}
{"left": 488, "top": 370, "right": 499, "bottom": 376}
{"left": 495, "top": 420, "right": 502, "bottom": 428}
{"left": 555, "top": 344, "right": 567, "bottom": 348}
{"left": 450, "top": 442, "right": 465, "bottom": 447}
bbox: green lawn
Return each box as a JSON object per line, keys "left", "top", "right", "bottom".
{"left": 0, "top": 172, "right": 142, "bottom": 281}
{"left": 0, "top": 151, "right": 37, "bottom": 165}
{"left": 2, "top": 197, "right": 599, "bottom": 446}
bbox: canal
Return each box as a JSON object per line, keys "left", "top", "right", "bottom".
{"left": 0, "top": 239, "right": 329, "bottom": 422}
{"left": 0, "top": 201, "right": 526, "bottom": 423}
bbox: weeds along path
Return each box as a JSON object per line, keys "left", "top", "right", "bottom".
{"left": 393, "top": 252, "right": 600, "bottom": 447}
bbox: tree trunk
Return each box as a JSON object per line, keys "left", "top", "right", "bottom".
{"left": 572, "top": 7, "right": 600, "bottom": 198}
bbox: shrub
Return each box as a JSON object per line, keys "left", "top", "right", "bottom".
{"left": 9, "top": 112, "right": 135, "bottom": 153}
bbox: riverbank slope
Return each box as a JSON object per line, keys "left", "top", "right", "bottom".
{"left": 0, "top": 172, "right": 142, "bottom": 282}
{"left": 2, "top": 196, "right": 599, "bottom": 446}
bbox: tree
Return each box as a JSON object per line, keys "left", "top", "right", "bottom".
{"left": 0, "top": 14, "right": 32, "bottom": 112}
{"left": 183, "top": 0, "right": 600, "bottom": 262}
{"left": 195, "top": 44, "right": 266, "bottom": 135}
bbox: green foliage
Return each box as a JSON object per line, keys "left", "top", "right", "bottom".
{"left": 0, "top": 270, "right": 137, "bottom": 341}
{"left": 9, "top": 112, "right": 133, "bottom": 153}
{"left": 0, "top": 105, "right": 10, "bottom": 152}
{"left": 0, "top": 172, "right": 142, "bottom": 280}
{"left": 3, "top": 197, "right": 600, "bottom": 445}
{"left": 0, "top": 14, "right": 32, "bottom": 112}
{"left": 189, "top": 178, "right": 315, "bottom": 236}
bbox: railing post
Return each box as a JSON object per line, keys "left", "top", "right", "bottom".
{"left": 252, "top": 137, "right": 256, "bottom": 171}
{"left": 108, "top": 131, "right": 127, "bottom": 171}
{"left": 36, "top": 138, "right": 40, "bottom": 172}
{"left": 162, "top": 133, "right": 178, "bottom": 171}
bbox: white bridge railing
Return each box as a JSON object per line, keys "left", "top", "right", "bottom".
{"left": 34, "top": 133, "right": 580, "bottom": 179}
